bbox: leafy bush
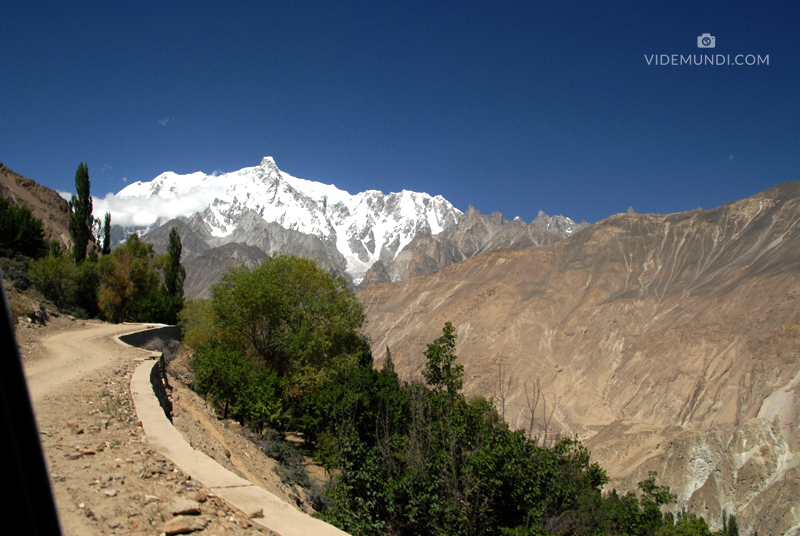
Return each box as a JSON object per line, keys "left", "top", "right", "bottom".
{"left": 29, "top": 255, "right": 100, "bottom": 318}
{"left": 0, "top": 195, "right": 47, "bottom": 259}
{"left": 29, "top": 255, "right": 78, "bottom": 311}
{"left": 179, "top": 299, "right": 219, "bottom": 350}
{"left": 258, "top": 429, "right": 312, "bottom": 489}
{"left": 192, "top": 342, "right": 253, "bottom": 420}
{"left": 0, "top": 256, "right": 31, "bottom": 290}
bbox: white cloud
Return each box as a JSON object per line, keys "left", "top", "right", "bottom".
{"left": 158, "top": 117, "right": 172, "bottom": 126}
{"left": 122, "top": 177, "right": 128, "bottom": 183}
{"left": 92, "top": 185, "right": 227, "bottom": 227}
{"left": 58, "top": 191, "right": 73, "bottom": 201}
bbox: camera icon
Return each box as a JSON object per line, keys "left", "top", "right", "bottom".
{"left": 697, "top": 33, "right": 715, "bottom": 48}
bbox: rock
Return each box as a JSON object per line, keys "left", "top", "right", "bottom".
{"left": 246, "top": 507, "right": 264, "bottom": 519}
{"left": 191, "top": 491, "right": 207, "bottom": 503}
{"left": 168, "top": 498, "right": 201, "bottom": 516}
{"left": 104, "top": 489, "right": 118, "bottom": 497}
{"left": 163, "top": 515, "right": 208, "bottom": 534}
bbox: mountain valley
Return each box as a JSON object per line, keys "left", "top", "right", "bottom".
{"left": 3, "top": 159, "right": 799, "bottom": 533}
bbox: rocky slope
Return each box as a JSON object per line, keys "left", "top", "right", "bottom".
{"left": 358, "top": 181, "right": 800, "bottom": 534}
{"left": 0, "top": 161, "right": 71, "bottom": 246}
{"left": 360, "top": 205, "right": 569, "bottom": 286}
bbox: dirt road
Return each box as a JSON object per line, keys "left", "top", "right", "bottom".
{"left": 24, "top": 322, "right": 146, "bottom": 402}
{"left": 19, "top": 319, "right": 273, "bottom": 535}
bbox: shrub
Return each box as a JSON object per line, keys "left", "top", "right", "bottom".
{"left": 0, "top": 195, "right": 47, "bottom": 259}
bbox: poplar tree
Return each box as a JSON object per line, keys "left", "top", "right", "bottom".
{"left": 102, "top": 212, "right": 112, "bottom": 255}
{"left": 68, "top": 163, "right": 93, "bottom": 263}
{"left": 163, "top": 226, "right": 185, "bottom": 299}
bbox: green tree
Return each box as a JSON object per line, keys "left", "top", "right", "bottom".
{"left": 162, "top": 226, "right": 185, "bottom": 299}
{"left": 0, "top": 196, "right": 48, "bottom": 259}
{"left": 422, "top": 321, "right": 463, "bottom": 398}
{"left": 68, "top": 162, "right": 94, "bottom": 263}
{"left": 209, "top": 254, "right": 368, "bottom": 378}
{"left": 319, "top": 322, "right": 613, "bottom": 536}
{"left": 97, "top": 233, "right": 161, "bottom": 322}
{"left": 727, "top": 514, "right": 739, "bottom": 536}
{"left": 178, "top": 299, "right": 219, "bottom": 350}
{"left": 102, "top": 212, "right": 111, "bottom": 255}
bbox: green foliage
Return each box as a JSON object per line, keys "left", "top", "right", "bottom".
{"left": 0, "top": 196, "right": 48, "bottom": 259}
{"left": 192, "top": 340, "right": 288, "bottom": 429}
{"left": 655, "top": 511, "right": 713, "bottom": 535}
{"left": 193, "top": 342, "right": 252, "bottom": 419}
{"left": 102, "top": 212, "right": 111, "bottom": 255}
{"left": 49, "top": 239, "right": 64, "bottom": 257}
{"left": 30, "top": 255, "right": 77, "bottom": 310}
{"left": 179, "top": 299, "right": 219, "bottom": 350}
{"left": 72, "top": 259, "right": 100, "bottom": 317}
{"left": 128, "top": 288, "right": 183, "bottom": 324}
{"left": 162, "top": 226, "right": 186, "bottom": 300}
{"left": 210, "top": 254, "right": 368, "bottom": 378}
{"left": 69, "top": 162, "right": 94, "bottom": 263}
{"left": 727, "top": 514, "right": 739, "bottom": 536}
{"left": 28, "top": 254, "right": 100, "bottom": 317}
{"left": 98, "top": 233, "right": 158, "bottom": 322}
{"left": 311, "top": 323, "right": 686, "bottom": 536}
{"left": 313, "top": 323, "right": 616, "bottom": 535}
{"left": 186, "top": 255, "right": 370, "bottom": 433}
{"left": 246, "top": 366, "right": 288, "bottom": 430}
{"left": 0, "top": 256, "right": 32, "bottom": 290}
{"left": 97, "top": 233, "right": 180, "bottom": 322}
{"left": 422, "top": 320, "right": 463, "bottom": 398}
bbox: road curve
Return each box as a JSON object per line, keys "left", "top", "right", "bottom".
{"left": 25, "top": 321, "right": 348, "bottom": 536}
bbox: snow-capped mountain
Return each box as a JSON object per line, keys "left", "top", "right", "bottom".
{"left": 116, "top": 157, "right": 461, "bottom": 283}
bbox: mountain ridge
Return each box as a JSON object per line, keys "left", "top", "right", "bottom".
{"left": 115, "top": 158, "right": 587, "bottom": 295}
{"left": 114, "top": 157, "right": 463, "bottom": 283}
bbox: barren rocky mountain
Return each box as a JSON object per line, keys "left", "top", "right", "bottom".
{"left": 360, "top": 205, "right": 567, "bottom": 287}
{"left": 0, "top": 161, "right": 71, "bottom": 246}
{"left": 141, "top": 212, "right": 351, "bottom": 297}
{"left": 141, "top": 205, "right": 583, "bottom": 297}
{"left": 181, "top": 242, "right": 269, "bottom": 299}
{"left": 358, "top": 181, "right": 800, "bottom": 534}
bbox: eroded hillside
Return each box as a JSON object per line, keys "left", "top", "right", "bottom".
{"left": 358, "top": 181, "right": 800, "bottom": 534}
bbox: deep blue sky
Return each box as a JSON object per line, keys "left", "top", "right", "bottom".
{"left": 2, "top": 1, "right": 798, "bottom": 224}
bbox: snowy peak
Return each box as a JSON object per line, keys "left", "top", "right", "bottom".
{"left": 115, "top": 157, "right": 462, "bottom": 283}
